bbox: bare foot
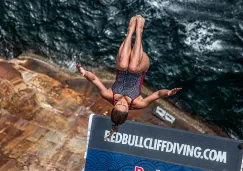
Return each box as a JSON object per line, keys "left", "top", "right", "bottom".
{"left": 136, "top": 15, "right": 145, "bottom": 33}
{"left": 127, "top": 16, "right": 136, "bottom": 35}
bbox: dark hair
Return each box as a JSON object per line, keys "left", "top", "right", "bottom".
{"left": 104, "top": 108, "right": 128, "bottom": 141}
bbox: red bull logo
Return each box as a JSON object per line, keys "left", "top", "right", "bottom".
{"left": 134, "top": 166, "right": 160, "bottom": 171}
{"left": 134, "top": 166, "right": 144, "bottom": 171}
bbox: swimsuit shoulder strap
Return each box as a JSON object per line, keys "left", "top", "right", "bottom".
{"left": 112, "top": 90, "right": 115, "bottom": 105}
{"left": 130, "top": 99, "right": 135, "bottom": 107}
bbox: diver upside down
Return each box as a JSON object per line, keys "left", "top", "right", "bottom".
{"left": 76, "top": 15, "right": 182, "bottom": 138}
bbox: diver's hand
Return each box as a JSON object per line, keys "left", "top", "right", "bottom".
{"left": 167, "top": 88, "right": 182, "bottom": 96}
{"left": 75, "top": 63, "right": 86, "bottom": 76}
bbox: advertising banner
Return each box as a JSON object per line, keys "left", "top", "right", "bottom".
{"left": 84, "top": 114, "right": 243, "bottom": 171}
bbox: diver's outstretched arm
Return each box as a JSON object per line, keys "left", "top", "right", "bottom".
{"left": 138, "top": 88, "right": 182, "bottom": 108}
{"left": 76, "top": 64, "right": 112, "bottom": 99}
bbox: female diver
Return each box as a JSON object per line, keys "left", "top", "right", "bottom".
{"left": 76, "top": 15, "right": 182, "bottom": 137}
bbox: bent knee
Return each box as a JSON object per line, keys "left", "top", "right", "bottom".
{"left": 117, "top": 61, "right": 128, "bottom": 71}
{"left": 128, "top": 64, "right": 138, "bottom": 73}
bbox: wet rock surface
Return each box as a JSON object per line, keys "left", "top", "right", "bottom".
{"left": 0, "top": 53, "right": 228, "bottom": 170}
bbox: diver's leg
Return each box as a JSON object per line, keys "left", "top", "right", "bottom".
{"left": 129, "top": 15, "right": 149, "bottom": 73}
{"left": 116, "top": 16, "right": 136, "bottom": 71}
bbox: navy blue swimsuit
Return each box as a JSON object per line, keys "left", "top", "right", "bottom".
{"left": 112, "top": 70, "right": 146, "bottom": 107}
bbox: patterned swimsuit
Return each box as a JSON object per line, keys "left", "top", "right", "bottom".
{"left": 112, "top": 70, "right": 146, "bottom": 107}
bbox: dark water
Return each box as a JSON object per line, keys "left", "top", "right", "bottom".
{"left": 1, "top": 0, "right": 243, "bottom": 138}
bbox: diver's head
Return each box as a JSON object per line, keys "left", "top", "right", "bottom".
{"left": 111, "top": 97, "right": 129, "bottom": 128}
{"left": 113, "top": 97, "right": 129, "bottom": 113}
{"left": 104, "top": 102, "right": 128, "bottom": 140}
{"left": 111, "top": 108, "right": 128, "bottom": 126}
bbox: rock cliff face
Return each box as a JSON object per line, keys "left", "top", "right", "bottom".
{"left": 0, "top": 53, "right": 226, "bottom": 170}
{"left": 0, "top": 58, "right": 92, "bottom": 170}
{"left": 0, "top": 55, "right": 148, "bottom": 171}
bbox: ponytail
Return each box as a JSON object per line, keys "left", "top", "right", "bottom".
{"left": 104, "top": 124, "right": 118, "bottom": 141}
